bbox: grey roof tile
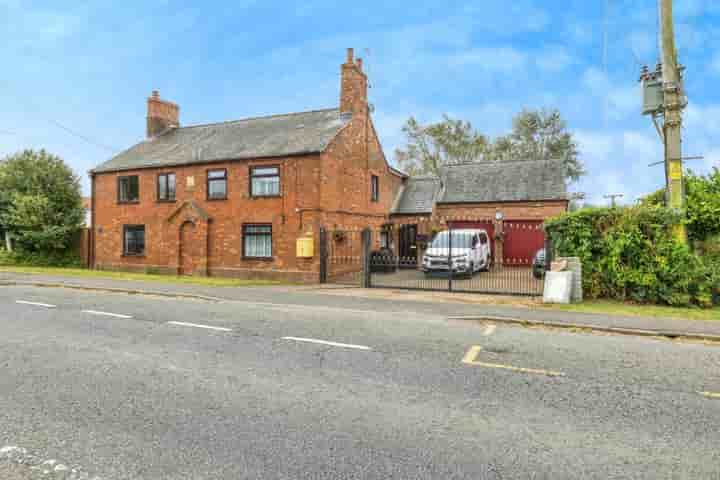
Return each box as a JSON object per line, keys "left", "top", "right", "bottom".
{"left": 439, "top": 159, "right": 567, "bottom": 203}
{"left": 92, "top": 108, "right": 350, "bottom": 173}
{"left": 391, "top": 176, "right": 440, "bottom": 214}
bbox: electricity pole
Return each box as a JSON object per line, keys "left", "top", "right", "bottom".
{"left": 660, "top": 0, "right": 687, "bottom": 242}
{"left": 604, "top": 193, "right": 624, "bottom": 208}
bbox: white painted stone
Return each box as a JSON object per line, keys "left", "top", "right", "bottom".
{"left": 543, "top": 271, "right": 573, "bottom": 304}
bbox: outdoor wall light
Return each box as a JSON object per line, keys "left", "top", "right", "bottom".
{"left": 495, "top": 211, "right": 504, "bottom": 221}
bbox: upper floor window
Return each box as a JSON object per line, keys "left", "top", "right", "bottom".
{"left": 250, "top": 166, "right": 280, "bottom": 197}
{"left": 157, "top": 173, "right": 176, "bottom": 202}
{"left": 371, "top": 175, "right": 379, "bottom": 202}
{"left": 207, "top": 169, "right": 227, "bottom": 200}
{"left": 118, "top": 175, "right": 139, "bottom": 203}
{"left": 123, "top": 225, "right": 145, "bottom": 256}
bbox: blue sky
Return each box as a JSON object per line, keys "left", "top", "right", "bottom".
{"left": 1, "top": 0, "right": 719, "bottom": 205}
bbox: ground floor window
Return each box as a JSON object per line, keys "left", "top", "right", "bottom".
{"left": 243, "top": 224, "right": 272, "bottom": 258}
{"left": 123, "top": 225, "right": 145, "bottom": 256}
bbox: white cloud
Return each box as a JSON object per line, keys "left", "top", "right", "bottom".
{"left": 581, "top": 67, "right": 639, "bottom": 121}
{"left": 704, "top": 149, "right": 720, "bottom": 170}
{"left": 465, "top": 1, "right": 549, "bottom": 34}
{"left": 535, "top": 46, "right": 573, "bottom": 72}
{"left": 449, "top": 47, "right": 528, "bottom": 72}
{"left": 626, "top": 30, "right": 656, "bottom": 60}
{"left": 711, "top": 52, "right": 720, "bottom": 76}
{"left": 575, "top": 130, "right": 615, "bottom": 160}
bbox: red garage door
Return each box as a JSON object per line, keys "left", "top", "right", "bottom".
{"left": 503, "top": 220, "right": 545, "bottom": 266}
{"left": 448, "top": 221, "right": 495, "bottom": 258}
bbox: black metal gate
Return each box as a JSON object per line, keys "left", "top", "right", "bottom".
{"left": 319, "top": 227, "right": 368, "bottom": 286}
{"left": 320, "top": 225, "right": 548, "bottom": 296}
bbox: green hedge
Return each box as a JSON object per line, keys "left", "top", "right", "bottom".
{"left": 545, "top": 206, "right": 719, "bottom": 308}
{"left": 0, "top": 248, "right": 82, "bottom": 268}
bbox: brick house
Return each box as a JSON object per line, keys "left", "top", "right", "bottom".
{"left": 387, "top": 159, "right": 569, "bottom": 266}
{"left": 90, "top": 49, "right": 406, "bottom": 282}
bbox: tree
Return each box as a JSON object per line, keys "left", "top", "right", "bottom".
{"left": 641, "top": 168, "right": 720, "bottom": 244}
{"left": 394, "top": 115, "right": 489, "bottom": 177}
{"left": 491, "top": 108, "right": 585, "bottom": 182}
{"left": 0, "top": 149, "right": 84, "bottom": 252}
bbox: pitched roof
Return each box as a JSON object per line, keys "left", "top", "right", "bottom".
{"left": 391, "top": 176, "right": 440, "bottom": 214}
{"left": 438, "top": 159, "right": 567, "bottom": 204}
{"left": 92, "top": 108, "right": 351, "bottom": 173}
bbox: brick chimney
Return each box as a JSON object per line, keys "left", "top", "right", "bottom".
{"left": 340, "top": 48, "right": 368, "bottom": 115}
{"left": 146, "top": 90, "right": 179, "bottom": 138}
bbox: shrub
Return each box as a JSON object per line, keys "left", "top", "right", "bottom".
{"left": 545, "top": 205, "right": 719, "bottom": 308}
{"left": 0, "top": 248, "right": 82, "bottom": 268}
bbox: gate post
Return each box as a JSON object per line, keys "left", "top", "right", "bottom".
{"left": 361, "top": 228, "right": 372, "bottom": 288}
{"left": 544, "top": 234, "right": 554, "bottom": 272}
{"left": 448, "top": 224, "right": 453, "bottom": 292}
{"left": 319, "top": 228, "right": 328, "bottom": 284}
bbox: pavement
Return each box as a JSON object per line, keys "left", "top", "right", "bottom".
{"left": 0, "top": 279, "right": 719, "bottom": 478}
{"left": 1, "top": 270, "right": 719, "bottom": 340}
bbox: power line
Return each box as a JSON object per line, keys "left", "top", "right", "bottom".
{"left": 47, "top": 119, "right": 117, "bottom": 153}
{"left": 0, "top": 79, "right": 119, "bottom": 154}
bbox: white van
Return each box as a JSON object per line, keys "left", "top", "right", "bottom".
{"left": 421, "top": 229, "right": 491, "bottom": 276}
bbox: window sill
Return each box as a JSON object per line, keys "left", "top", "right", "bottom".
{"left": 249, "top": 194, "right": 282, "bottom": 199}
{"left": 156, "top": 199, "right": 177, "bottom": 203}
{"left": 206, "top": 197, "right": 228, "bottom": 201}
{"left": 118, "top": 201, "right": 140, "bottom": 205}
{"left": 242, "top": 256, "right": 274, "bottom": 261}
{"left": 122, "top": 253, "right": 146, "bottom": 258}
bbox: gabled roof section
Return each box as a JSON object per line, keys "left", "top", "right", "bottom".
{"left": 439, "top": 159, "right": 568, "bottom": 204}
{"left": 391, "top": 176, "right": 441, "bottom": 214}
{"left": 92, "top": 108, "right": 351, "bottom": 173}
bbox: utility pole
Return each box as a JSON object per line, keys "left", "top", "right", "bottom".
{"left": 604, "top": 193, "right": 624, "bottom": 208}
{"left": 659, "top": 0, "right": 687, "bottom": 242}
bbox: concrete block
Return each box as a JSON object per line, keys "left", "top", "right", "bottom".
{"left": 543, "top": 271, "right": 573, "bottom": 304}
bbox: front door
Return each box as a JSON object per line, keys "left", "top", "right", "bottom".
{"left": 398, "top": 224, "right": 417, "bottom": 266}
{"left": 179, "top": 221, "right": 197, "bottom": 275}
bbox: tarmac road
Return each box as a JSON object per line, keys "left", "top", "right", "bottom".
{"left": 0, "top": 285, "right": 718, "bottom": 479}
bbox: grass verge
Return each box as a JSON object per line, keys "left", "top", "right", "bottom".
{"left": 545, "top": 299, "right": 720, "bottom": 322}
{"left": 0, "top": 266, "right": 283, "bottom": 287}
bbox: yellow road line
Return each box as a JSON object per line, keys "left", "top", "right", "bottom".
{"left": 461, "top": 346, "right": 565, "bottom": 377}
{"left": 699, "top": 391, "right": 720, "bottom": 399}
{"left": 462, "top": 345, "right": 483, "bottom": 364}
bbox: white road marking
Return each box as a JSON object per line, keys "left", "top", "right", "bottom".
{"left": 167, "top": 321, "right": 232, "bottom": 332}
{"left": 82, "top": 310, "right": 133, "bottom": 319}
{"left": 15, "top": 300, "right": 56, "bottom": 308}
{"left": 282, "top": 336, "right": 371, "bottom": 351}
{"left": 483, "top": 325, "right": 497, "bottom": 336}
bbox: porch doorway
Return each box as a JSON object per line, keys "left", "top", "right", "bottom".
{"left": 398, "top": 224, "right": 418, "bottom": 267}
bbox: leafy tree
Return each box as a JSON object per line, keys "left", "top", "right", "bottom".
{"left": 0, "top": 149, "right": 84, "bottom": 252}
{"left": 641, "top": 167, "right": 720, "bottom": 243}
{"left": 394, "top": 115, "right": 489, "bottom": 177}
{"left": 491, "top": 108, "right": 585, "bottom": 182}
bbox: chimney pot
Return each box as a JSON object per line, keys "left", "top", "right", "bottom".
{"left": 152, "top": 90, "right": 160, "bottom": 98}
{"left": 356, "top": 58, "right": 363, "bottom": 71}
{"left": 346, "top": 48, "right": 354, "bottom": 64}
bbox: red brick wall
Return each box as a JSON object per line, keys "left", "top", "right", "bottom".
{"left": 434, "top": 201, "right": 569, "bottom": 221}
{"left": 93, "top": 155, "right": 325, "bottom": 282}
{"left": 92, "top": 116, "right": 404, "bottom": 282}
